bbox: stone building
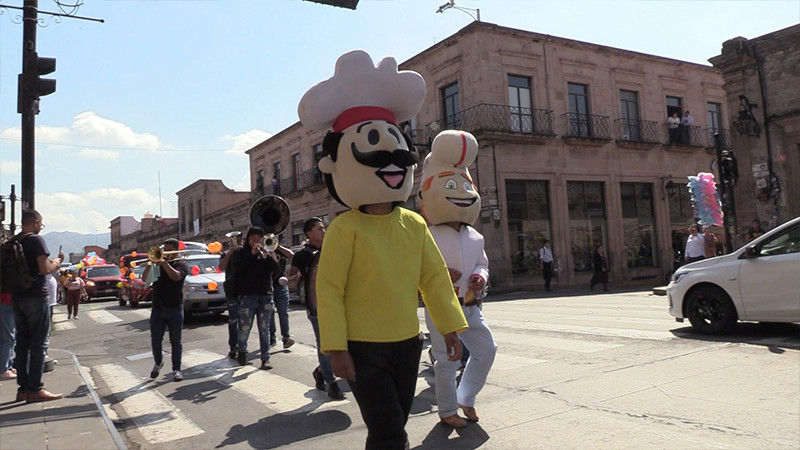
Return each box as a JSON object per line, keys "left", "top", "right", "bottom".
{"left": 176, "top": 179, "right": 251, "bottom": 244}
{"left": 107, "top": 213, "right": 179, "bottom": 263}
{"left": 246, "top": 21, "right": 732, "bottom": 290}
{"left": 709, "top": 24, "right": 800, "bottom": 239}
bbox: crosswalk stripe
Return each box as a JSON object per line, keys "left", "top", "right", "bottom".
{"left": 493, "top": 353, "right": 547, "bottom": 370}
{"left": 52, "top": 313, "right": 76, "bottom": 331}
{"left": 128, "top": 308, "right": 151, "bottom": 319}
{"left": 86, "top": 309, "right": 124, "bottom": 324}
{"left": 488, "top": 319, "right": 673, "bottom": 341}
{"left": 182, "top": 348, "right": 350, "bottom": 414}
{"left": 93, "top": 363, "right": 204, "bottom": 444}
{"left": 491, "top": 330, "right": 622, "bottom": 353}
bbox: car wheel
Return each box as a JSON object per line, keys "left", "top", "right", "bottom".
{"left": 686, "top": 286, "right": 738, "bottom": 334}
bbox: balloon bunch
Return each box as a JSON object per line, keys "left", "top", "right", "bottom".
{"left": 687, "top": 172, "right": 724, "bottom": 226}
{"left": 81, "top": 251, "right": 106, "bottom": 267}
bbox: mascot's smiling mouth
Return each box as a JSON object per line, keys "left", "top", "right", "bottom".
{"left": 376, "top": 164, "right": 408, "bottom": 189}
{"left": 447, "top": 197, "right": 477, "bottom": 208}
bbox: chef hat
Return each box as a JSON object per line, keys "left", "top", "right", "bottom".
{"left": 298, "top": 50, "right": 426, "bottom": 132}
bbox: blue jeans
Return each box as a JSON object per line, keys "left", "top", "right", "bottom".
{"left": 150, "top": 307, "right": 183, "bottom": 371}
{"left": 237, "top": 295, "right": 273, "bottom": 362}
{"left": 270, "top": 282, "right": 290, "bottom": 341}
{"left": 1, "top": 302, "right": 16, "bottom": 372}
{"left": 226, "top": 296, "right": 238, "bottom": 350}
{"left": 12, "top": 296, "right": 50, "bottom": 393}
{"left": 307, "top": 311, "right": 334, "bottom": 384}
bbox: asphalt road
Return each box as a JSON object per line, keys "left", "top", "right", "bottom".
{"left": 51, "top": 288, "right": 800, "bottom": 449}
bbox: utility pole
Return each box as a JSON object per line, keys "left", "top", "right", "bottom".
{"left": 715, "top": 133, "right": 738, "bottom": 253}
{"left": 20, "top": 0, "right": 43, "bottom": 210}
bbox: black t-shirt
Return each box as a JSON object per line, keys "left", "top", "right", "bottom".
{"left": 231, "top": 246, "right": 279, "bottom": 296}
{"left": 290, "top": 243, "right": 319, "bottom": 306}
{"left": 15, "top": 233, "right": 49, "bottom": 299}
{"left": 152, "top": 259, "right": 189, "bottom": 308}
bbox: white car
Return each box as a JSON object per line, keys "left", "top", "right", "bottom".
{"left": 667, "top": 216, "right": 800, "bottom": 334}
{"left": 182, "top": 254, "right": 227, "bottom": 318}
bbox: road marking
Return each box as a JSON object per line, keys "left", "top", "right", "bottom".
{"left": 182, "top": 349, "right": 350, "bottom": 414}
{"left": 492, "top": 331, "right": 623, "bottom": 353}
{"left": 86, "top": 309, "right": 123, "bottom": 324}
{"left": 93, "top": 363, "right": 204, "bottom": 444}
{"left": 128, "top": 308, "right": 151, "bottom": 319}
{"left": 52, "top": 312, "right": 76, "bottom": 331}
{"left": 493, "top": 353, "right": 547, "bottom": 370}
{"left": 488, "top": 319, "right": 674, "bottom": 341}
{"left": 126, "top": 351, "right": 166, "bottom": 362}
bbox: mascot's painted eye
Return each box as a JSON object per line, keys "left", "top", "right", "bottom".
{"left": 445, "top": 180, "right": 457, "bottom": 190}
{"left": 463, "top": 181, "right": 475, "bottom": 192}
{"left": 368, "top": 129, "right": 380, "bottom": 145}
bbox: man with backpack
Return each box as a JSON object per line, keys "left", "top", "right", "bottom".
{"left": 5, "top": 209, "right": 64, "bottom": 402}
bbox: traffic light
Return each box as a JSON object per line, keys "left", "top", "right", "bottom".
{"left": 18, "top": 53, "right": 56, "bottom": 114}
{"left": 30, "top": 54, "right": 57, "bottom": 99}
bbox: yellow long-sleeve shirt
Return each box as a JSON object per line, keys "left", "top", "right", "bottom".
{"left": 317, "top": 207, "right": 468, "bottom": 353}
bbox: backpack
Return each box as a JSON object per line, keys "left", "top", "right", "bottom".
{"left": 0, "top": 233, "right": 35, "bottom": 294}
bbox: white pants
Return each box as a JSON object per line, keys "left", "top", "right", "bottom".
{"left": 425, "top": 304, "right": 497, "bottom": 418}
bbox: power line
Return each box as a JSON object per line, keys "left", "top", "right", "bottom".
{"left": 0, "top": 137, "right": 245, "bottom": 152}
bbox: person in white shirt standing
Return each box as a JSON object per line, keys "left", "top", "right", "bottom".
{"left": 538, "top": 239, "right": 554, "bottom": 292}
{"left": 684, "top": 224, "right": 706, "bottom": 263}
{"left": 681, "top": 110, "right": 694, "bottom": 145}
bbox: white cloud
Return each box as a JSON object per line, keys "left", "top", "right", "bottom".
{"left": 222, "top": 129, "right": 271, "bottom": 155}
{"left": 232, "top": 170, "right": 251, "bottom": 191}
{"left": 0, "top": 160, "right": 20, "bottom": 175}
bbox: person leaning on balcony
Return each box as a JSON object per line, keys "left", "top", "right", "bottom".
{"left": 667, "top": 112, "right": 680, "bottom": 144}
{"left": 681, "top": 110, "right": 693, "bottom": 145}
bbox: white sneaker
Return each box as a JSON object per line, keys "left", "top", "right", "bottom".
{"left": 173, "top": 370, "right": 184, "bottom": 382}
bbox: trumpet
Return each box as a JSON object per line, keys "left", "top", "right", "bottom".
{"left": 254, "top": 234, "right": 279, "bottom": 259}
{"left": 147, "top": 246, "right": 187, "bottom": 263}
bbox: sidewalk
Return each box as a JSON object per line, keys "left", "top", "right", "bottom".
{"left": 0, "top": 348, "right": 125, "bottom": 450}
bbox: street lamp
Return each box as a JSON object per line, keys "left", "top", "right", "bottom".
{"left": 660, "top": 176, "right": 677, "bottom": 200}
{"left": 435, "top": 0, "right": 480, "bottom": 21}
{"left": 732, "top": 95, "right": 760, "bottom": 137}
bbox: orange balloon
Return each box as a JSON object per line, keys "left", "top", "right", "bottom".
{"left": 131, "top": 251, "right": 138, "bottom": 257}
{"left": 208, "top": 281, "right": 218, "bottom": 291}
{"left": 129, "top": 273, "right": 137, "bottom": 280}
{"left": 208, "top": 241, "right": 222, "bottom": 253}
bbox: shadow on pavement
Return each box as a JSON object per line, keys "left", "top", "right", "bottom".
{"left": 415, "top": 421, "right": 490, "bottom": 449}
{"left": 214, "top": 408, "right": 352, "bottom": 449}
{"left": 670, "top": 322, "right": 800, "bottom": 350}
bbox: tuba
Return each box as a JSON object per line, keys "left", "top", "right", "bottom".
{"left": 249, "top": 195, "right": 290, "bottom": 257}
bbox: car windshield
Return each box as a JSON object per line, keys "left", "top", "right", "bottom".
{"left": 759, "top": 225, "right": 800, "bottom": 256}
{"left": 187, "top": 257, "right": 221, "bottom": 275}
{"left": 86, "top": 266, "right": 121, "bottom": 277}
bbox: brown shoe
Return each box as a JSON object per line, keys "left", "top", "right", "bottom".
{"left": 26, "top": 389, "right": 63, "bottom": 403}
{"left": 15, "top": 391, "right": 27, "bottom": 402}
{"left": 440, "top": 414, "right": 467, "bottom": 428}
{"left": 459, "top": 404, "right": 479, "bottom": 422}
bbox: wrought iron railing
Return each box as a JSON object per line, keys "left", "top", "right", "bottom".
{"left": 561, "top": 113, "right": 611, "bottom": 139}
{"left": 424, "top": 104, "right": 555, "bottom": 142}
{"left": 705, "top": 128, "right": 732, "bottom": 149}
{"left": 664, "top": 124, "right": 703, "bottom": 147}
{"left": 614, "top": 118, "right": 660, "bottom": 143}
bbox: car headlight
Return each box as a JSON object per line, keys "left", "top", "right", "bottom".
{"left": 184, "top": 284, "right": 204, "bottom": 293}
{"left": 672, "top": 272, "right": 688, "bottom": 284}
{"left": 85, "top": 280, "right": 95, "bottom": 287}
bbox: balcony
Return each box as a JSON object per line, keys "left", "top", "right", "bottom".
{"left": 561, "top": 113, "right": 612, "bottom": 143}
{"left": 252, "top": 168, "right": 325, "bottom": 202}
{"left": 704, "top": 128, "right": 732, "bottom": 150}
{"left": 614, "top": 118, "right": 660, "bottom": 147}
{"left": 664, "top": 124, "right": 704, "bottom": 148}
{"left": 423, "top": 103, "right": 555, "bottom": 145}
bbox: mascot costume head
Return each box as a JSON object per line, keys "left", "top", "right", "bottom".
{"left": 298, "top": 50, "right": 426, "bottom": 209}
{"left": 418, "top": 130, "right": 481, "bottom": 226}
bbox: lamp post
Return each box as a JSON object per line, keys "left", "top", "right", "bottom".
{"left": 715, "top": 133, "right": 737, "bottom": 253}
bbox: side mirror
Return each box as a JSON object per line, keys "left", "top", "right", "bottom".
{"left": 744, "top": 245, "right": 760, "bottom": 258}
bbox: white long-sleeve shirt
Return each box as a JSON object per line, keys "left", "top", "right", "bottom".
{"left": 429, "top": 224, "right": 489, "bottom": 299}
{"left": 685, "top": 233, "right": 705, "bottom": 258}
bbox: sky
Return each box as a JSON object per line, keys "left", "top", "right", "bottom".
{"left": 0, "top": 0, "right": 798, "bottom": 235}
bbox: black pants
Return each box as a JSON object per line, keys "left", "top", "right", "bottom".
{"left": 542, "top": 262, "right": 553, "bottom": 291}
{"left": 347, "top": 335, "right": 422, "bottom": 450}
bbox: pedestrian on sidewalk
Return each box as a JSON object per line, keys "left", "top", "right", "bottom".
{"left": 62, "top": 270, "right": 85, "bottom": 320}
{"left": 287, "top": 217, "right": 345, "bottom": 400}
{"left": 269, "top": 243, "right": 295, "bottom": 350}
{"left": 0, "top": 292, "right": 16, "bottom": 380}
{"left": 231, "top": 226, "right": 280, "bottom": 370}
{"left": 538, "top": 239, "right": 554, "bottom": 292}
{"left": 142, "top": 237, "right": 189, "bottom": 382}
{"left": 219, "top": 232, "right": 242, "bottom": 359}
{"left": 590, "top": 244, "right": 609, "bottom": 293}
{"left": 11, "top": 209, "right": 64, "bottom": 402}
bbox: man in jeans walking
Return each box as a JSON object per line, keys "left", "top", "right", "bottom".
{"left": 11, "top": 209, "right": 64, "bottom": 402}
{"left": 231, "top": 226, "right": 280, "bottom": 370}
{"left": 142, "top": 238, "right": 189, "bottom": 382}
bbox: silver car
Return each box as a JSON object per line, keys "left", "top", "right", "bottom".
{"left": 667, "top": 216, "right": 800, "bottom": 333}
{"left": 182, "top": 254, "right": 227, "bottom": 318}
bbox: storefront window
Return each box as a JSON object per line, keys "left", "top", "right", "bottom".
{"left": 668, "top": 183, "right": 694, "bottom": 260}
{"left": 506, "top": 180, "right": 551, "bottom": 277}
{"left": 621, "top": 182, "right": 657, "bottom": 267}
{"left": 568, "top": 181, "right": 606, "bottom": 272}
